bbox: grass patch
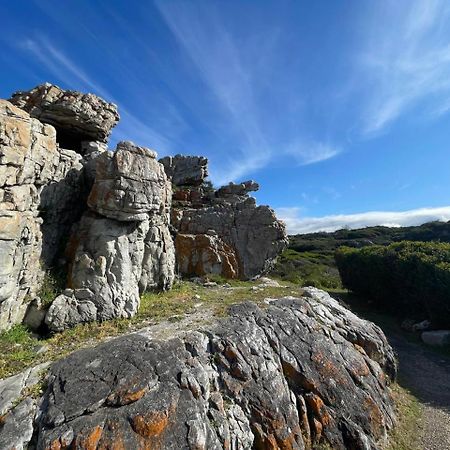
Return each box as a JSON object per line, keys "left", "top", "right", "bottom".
{"left": 385, "top": 383, "right": 422, "bottom": 450}
{"left": 0, "top": 280, "right": 300, "bottom": 379}
{"left": 38, "top": 267, "right": 67, "bottom": 307}
{"left": 0, "top": 325, "right": 36, "bottom": 378}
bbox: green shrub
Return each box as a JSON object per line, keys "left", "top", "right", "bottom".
{"left": 270, "top": 248, "right": 341, "bottom": 289}
{"left": 335, "top": 241, "right": 450, "bottom": 327}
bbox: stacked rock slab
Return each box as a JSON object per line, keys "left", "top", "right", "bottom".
{"left": 160, "top": 155, "right": 288, "bottom": 279}
{"left": 9, "top": 83, "right": 121, "bottom": 268}
{"left": 1, "top": 289, "right": 397, "bottom": 449}
{"left": 9, "top": 82, "right": 119, "bottom": 148}
{"left": 45, "top": 141, "right": 175, "bottom": 332}
{"left": 0, "top": 99, "right": 83, "bottom": 330}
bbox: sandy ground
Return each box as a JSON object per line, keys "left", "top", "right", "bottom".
{"left": 388, "top": 333, "right": 450, "bottom": 450}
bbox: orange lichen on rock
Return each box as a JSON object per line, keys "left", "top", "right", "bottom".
{"left": 311, "top": 351, "right": 349, "bottom": 387}
{"left": 73, "top": 425, "right": 103, "bottom": 450}
{"left": 305, "top": 393, "right": 332, "bottom": 428}
{"left": 175, "top": 233, "right": 240, "bottom": 279}
{"left": 131, "top": 411, "right": 169, "bottom": 438}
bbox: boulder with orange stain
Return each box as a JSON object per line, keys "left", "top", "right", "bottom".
{"left": 175, "top": 233, "right": 240, "bottom": 279}
{"left": 29, "top": 289, "right": 396, "bottom": 449}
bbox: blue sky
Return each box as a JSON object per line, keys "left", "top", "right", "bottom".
{"left": 2, "top": 0, "right": 450, "bottom": 233}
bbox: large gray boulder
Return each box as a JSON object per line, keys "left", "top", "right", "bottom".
{"left": 9, "top": 83, "right": 119, "bottom": 146}
{"left": 45, "top": 142, "right": 175, "bottom": 331}
{"left": 28, "top": 289, "right": 396, "bottom": 449}
{"left": 45, "top": 212, "right": 149, "bottom": 331}
{"left": 0, "top": 362, "right": 50, "bottom": 450}
{"left": 173, "top": 197, "right": 287, "bottom": 279}
{"left": 88, "top": 141, "right": 171, "bottom": 222}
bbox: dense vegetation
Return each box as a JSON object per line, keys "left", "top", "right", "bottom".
{"left": 335, "top": 241, "right": 450, "bottom": 327}
{"left": 271, "top": 221, "right": 450, "bottom": 290}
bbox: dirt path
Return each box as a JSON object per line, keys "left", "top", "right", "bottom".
{"left": 387, "top": 332, "right": 450, "bottom": 450}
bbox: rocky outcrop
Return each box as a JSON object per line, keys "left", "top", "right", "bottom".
{"left": 163, "top": 156, "right": 288, "bottom": 280}
{"left": 1, "top": 82, "right": 285, "bottom": 330}
{"left": 0, "top": 289, "right": 397, "bottom": 449}
{"left": 173, "top": 196, "right": 287, "bottom": 279}
{"left": 0, "top": 362, "right": 50, "bottom": 450}
{"left": 1, "top": 84, "right": 175, "bottom": 331}
{"left": 0, "top": 99, "right": 83, "bottom": 330}
{"left": 175, "top": 232, "right": 240, "bottom": 279}
{"left": 9, "top": 83, "right": 119, "bottom": 148}
{"left": 45, "top": 141, "right": 175, "bottom": 332}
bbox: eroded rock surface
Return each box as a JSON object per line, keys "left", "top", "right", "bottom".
{"left": 9, "top": 83, "right": 119, "bottom": 146}
{"left": 160, "top": 154, "right": 208, "bottom": 186}
{"left": 45, "top": 141, "right": 175, "bottom": 331}
{"left": 162, "top": 155, "right": 288, "bottom": 280}
{"left": 0, "top": 100, "right": 83, "bottom": 330}
{"left": 88, "top": 141, "right": 171, "bottom": 222}
{"left": 19, "top": 289, "right": 396, "bottom": 449}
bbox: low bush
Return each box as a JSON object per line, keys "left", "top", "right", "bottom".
{"left": 335, "top": 241, "right": 450, "bottom": 327}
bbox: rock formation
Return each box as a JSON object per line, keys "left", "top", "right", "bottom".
{"left": 161, "top": 155, "right": 288, "bottom": 280}
{"left": 9, "top": 83, "right": 119, "bottom": 148}
{"left": 0, "top": 82, "right": 287, "bottom": 331}
{"left": 160, "top": 155, "right": 208, "bottom": 187}
{"left": 0, "top": 288, "right": 397, "bottom": 449}
{"left": 45, "top": 142, "right": 175, "bottom": 332}
{"left": 0, "top": 99, "right": 83, "bottom": 330}
{"left": 0, "top": 84, "right": 175, "bottom": 331}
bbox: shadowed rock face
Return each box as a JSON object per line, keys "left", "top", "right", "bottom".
{"left": 29, "top": 289, "right": 396, "bottom": 449}
{"left": 160, "top": 155, "right": 208, "bottom": 187}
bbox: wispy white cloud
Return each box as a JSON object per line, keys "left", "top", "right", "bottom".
{"left": 357, "top": 0, "right": 450, "bottom": 134}
{"left": 155, "top": 1, "right": 340, "bottom": 183}
{"left": 286, "top": 141, "right": 340, "bottom": 166}
{"left": 19, "top": 35, "right": 172, "bottom": 153}
{"left": 277, "top": 206, "right": 450, "bottom": 234}
{"left": 155, "top": 1, "right": 272, "bottom": 182}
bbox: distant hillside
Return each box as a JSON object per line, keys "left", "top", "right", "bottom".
{"left": 270, "top": 221, "right": 450, "bottom": 288}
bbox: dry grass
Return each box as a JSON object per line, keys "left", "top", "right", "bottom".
{"left": 385, "top": 383, "right": 422, "bottom": 450}
{"left": 0, "top": 279, "right": 299, "bottom": 379}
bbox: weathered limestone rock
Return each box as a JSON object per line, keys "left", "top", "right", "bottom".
{"left": 160, "top": 154, "right": 208, "bottom": 186}
{"left": 0, "top": 100, "right": 83, "bottom": 330}
{"left": 174, "top": 197, "right": 287, "bottom": 279}
{"left": 45, "top": 213, "right": 149, "bottom": 331}
{"left": 140, "top": 215, "right": 176, "bottom": 292}
{"left": 32, "top": 289, "right": 396, "bottom": 449}
{"left": 88, "top": 141, "right": 171, "bottom": 221}
{"left": 45, "top": 142, "right": 176, "bottom": 331}
{"left": 162, "top": 155, "right": 288, "bottom": 280}
{"left": 9, "top": 83, "right": 119, "bottom": 146}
